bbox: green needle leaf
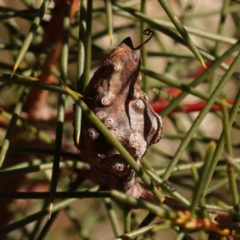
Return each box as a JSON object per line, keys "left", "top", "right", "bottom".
{"left": 12, "top": 0, "right": 51, "bottom": 75}
{"left": 162, "top": 51, "right": 240, "bottom": 181}
{"left": 0, "top": 87, "right": 29, "bottom": 168}
{"left": 105, "top": 0, "right": 113, "bottom": 45}
{"left": 157, "top": 0, "right": 207, "bottom": 70}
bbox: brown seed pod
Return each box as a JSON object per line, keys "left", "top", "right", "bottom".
{"left": 74, "top": 29, "right": 163, "bottom": 202}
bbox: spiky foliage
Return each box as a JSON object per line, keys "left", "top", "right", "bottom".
{"left": 0, "top": 1, "right": 240, "bottom": 239}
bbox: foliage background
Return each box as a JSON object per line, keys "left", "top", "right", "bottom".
{"left": 0, "top": 0, "right": 240, "bottom": 239}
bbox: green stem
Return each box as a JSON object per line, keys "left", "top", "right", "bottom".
{"left": 162, "top": 52, "right": 240, "bottom": 181}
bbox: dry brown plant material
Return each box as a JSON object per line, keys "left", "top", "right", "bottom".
{"left": 74, "top": 29, "right": 163, "bottom": 200}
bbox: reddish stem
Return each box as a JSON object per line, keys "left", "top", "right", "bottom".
{"left": 151, "top": 100, "right": 235, "bottom": 114}
{"left": 24, "top": 0, "right": 79, "bottom": 120}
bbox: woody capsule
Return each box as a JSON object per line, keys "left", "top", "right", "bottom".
{"left": 74, "top": 29, "right": 163, "bottom": 202}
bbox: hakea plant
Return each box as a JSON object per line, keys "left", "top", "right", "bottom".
{"left": 0, "top": 1, "right": 240, "bottom": 240}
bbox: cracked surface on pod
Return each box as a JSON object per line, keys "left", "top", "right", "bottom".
{"left": 74, "top": 31, "right": 163, "bottom": 202}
